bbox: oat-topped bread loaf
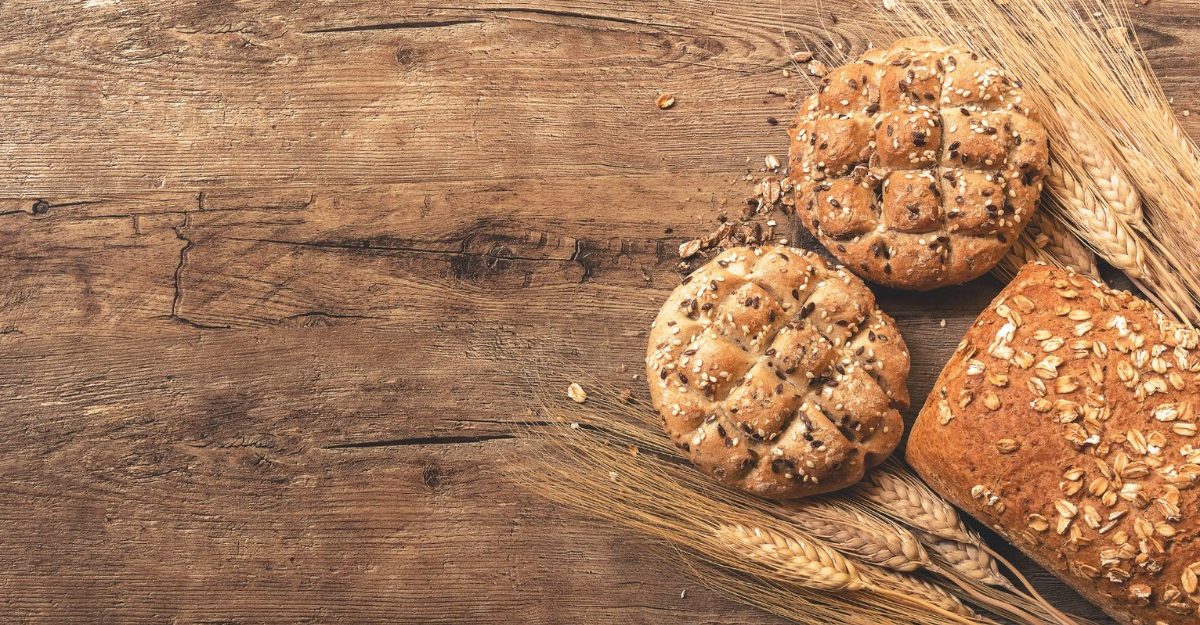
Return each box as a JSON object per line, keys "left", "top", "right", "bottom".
{"left": 646, "top": 245, "right": 910, "bottom": 499}
{"left": 788, "top": 37, "right": 1048, "bottom": 290}
{"left": 908, "top": 264, "right": 1200, "bottom": 625}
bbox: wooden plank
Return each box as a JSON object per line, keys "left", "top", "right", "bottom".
{"left": 2, "top": 0, "right": 1197, "bottom": 623}
{"left": 0, "top": 175, "right": 1071, "bottom": 623}
{"left": 0, "top": 1, "right": 1196, "bottom": 195}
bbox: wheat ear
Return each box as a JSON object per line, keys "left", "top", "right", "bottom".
{"left": 866, "top": 569, "right": 978, "bottom": 618}
{"left": 1056, "top": 109, "right": 1143, "bottom": 229}
{"left": 853, "top": 466, "right": 972, "bottom": 543}
{"left": 926, "top": 537, "right": 1014, "bottom": 590}
{"left": 785, "top": 500, "right": 931, "bottom": 572}
{"left": 1045, "top": 161, "right": 1148, "bottom": 279}
{"left": 1164, "top": 106, "right": 1200, "bottom": 173}
{"left": 1025, "top": 213, "right": 1099, "bottom": 278}
{"left": 716, "top": 523, "right": 868, "bottom": 591}
{"left": 993, "top": 231, "right": 1057, "bottom": 283}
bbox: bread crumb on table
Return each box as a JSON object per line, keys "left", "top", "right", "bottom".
{"left": 567, "top": 383, "right": 587, "bottom": 403}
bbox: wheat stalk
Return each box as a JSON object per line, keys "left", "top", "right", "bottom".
{"left": 785, "top": 500, "right": 931, "bottom": 572}
{"left": 853, "top": 466, "right": 973, "bottom": 543}
{"left": 718, "top": 523, "right": 868, "bottom": 591}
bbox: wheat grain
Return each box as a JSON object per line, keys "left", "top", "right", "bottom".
{"left": 718, "top": 523, "right": 868, "bottom": 591}
{"left": 867, "top": 568, "right": 977, "bottom": 618}
{"left": 854, "top": 466, "right": 972, "bottom": 543}
{"left": 1056, "top": 107, "right": 1144, "bottom": 228}
{"left": 786, "top": 500, "right": 931, "bottom": 572}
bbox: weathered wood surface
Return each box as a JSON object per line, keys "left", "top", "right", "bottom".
{"left": 1, "top": 1, "right": 1197, "bottom": 623}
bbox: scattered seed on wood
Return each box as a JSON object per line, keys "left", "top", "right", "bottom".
{"left": 656, "top": 93, "right": 676, "bottom": 110}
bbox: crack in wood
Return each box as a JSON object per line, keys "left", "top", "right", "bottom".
{"left": 463, "top": 6, "right": 686, "bottom": 30}
{"left": 224, "top": 235, "right": 571, "bottom": 264}
{"left": 277, "top": 311, "right": 377, "bottom": 323}
{"left": 169, "top": 212, "right": 230, "bottom": 330}
{"left": 304, "top": 19, "right": 483, "bottom": 34}
{"left": 323, "top": 433, "right": 514, "bottom": 449}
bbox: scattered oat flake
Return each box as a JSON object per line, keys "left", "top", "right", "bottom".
{"left": 680, "top": 588, "right": 688, "bottom": 599}
{"left": 567, "top": 383, "right": 587, "bottom": 403}
{"left": 939, "top": 319, "right": 947, "bottom": 327}
{"left": 807, "top": 61, "right": 828, "bottom": 77}
{"left": 790, "top": 51, "right": 813, "bottom": 63}
{"left": 655, "top": 93, "right": 675, "bottom": 110}
{"left": 764, "top": 154, "right": 780, "bottom": 170}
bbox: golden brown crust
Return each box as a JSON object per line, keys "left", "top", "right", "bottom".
{"left": 788, "top": 36, "right": 1048, "bottom": 291}
{"left": 646, "top": 245, "right": 910, "bottom": 499}
{"left": 908, "top": 263, "right": 1200, "bottom": 625}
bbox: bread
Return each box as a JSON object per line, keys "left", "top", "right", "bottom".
{"left": 787, "top": 37, "right": 1048, "bottom": 291}
{"left": 646, "top": 245, "right": 910, "bottom": 499}
{"left": 908, "top": 263, "right": 1200, "bottom": 625}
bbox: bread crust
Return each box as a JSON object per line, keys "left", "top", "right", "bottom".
{"left": 647, "top": 245, "right": 910, "bottom": 499}
{"left": 908, "top": 263, "right": 1200, "bottom": 625}
{"left": 788, "top": 36, "right": 1048, "bottom": 290}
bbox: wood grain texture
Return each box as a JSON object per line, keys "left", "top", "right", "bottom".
{"left": 1, "top": 0, "right": 1197, "bottom": 623}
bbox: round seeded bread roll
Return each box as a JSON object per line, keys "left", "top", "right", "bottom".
{"left": 646, "top": 245, "right": 910, "bottom": 499}
{"left": 788, "top": 36, "right": 1048, "bottom": 290}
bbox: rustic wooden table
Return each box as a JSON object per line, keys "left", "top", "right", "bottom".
{"left": 2, "top": 1, "right": 1197, "bottom": 623}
